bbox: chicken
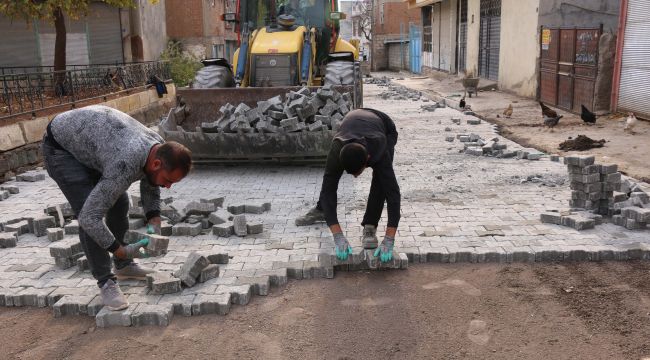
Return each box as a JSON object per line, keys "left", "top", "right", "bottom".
{"left": 539, "top": 101, "right": 558, "bottom": 118}
{"left": 503, "top": 104, "right": 513, "bottom": 118}
{"left": 459, "top": 95, "right": 466, "bottom": 109}
{"left": 581, "top": 104, "right": 596, "bottom": 124}
{"left": 624, "top": 112, "right": 637, "bottom": 133}
{"left": 543, "top": 115, "right": 563, "bottom": 128}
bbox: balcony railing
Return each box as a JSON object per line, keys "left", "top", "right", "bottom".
{"left": 0, "top": 61, "right": 171, "bottom": 120}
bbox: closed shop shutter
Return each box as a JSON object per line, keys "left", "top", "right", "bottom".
{"left": 38, "top": 15, "right": 89, "bottom": 66}
{"left": 87, "top": 3, "right": 123, "bottom": 64}
{"left": 617, "top": 0, "right": 650, "bottom": 118}
{"left": 0, "top": 17, "right": 40, "bottom": 68}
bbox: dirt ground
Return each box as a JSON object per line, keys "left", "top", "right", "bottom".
{"left": 4, "top": 262, "right": 650, "bottom": 360}
{"left": 390, "top": 73, "right": 650, "bottom": 183}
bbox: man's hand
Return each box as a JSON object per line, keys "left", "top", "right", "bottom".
{"left": 147, "top": 216, "right": 162, "bottom": 234}
{"left": 333, "top": 232, "right": 353, "bottom": 261}
{"left": 114, "top": 239, "right": 150, "bottom": 259}
{"left": 374, "top": 235, "right": 395, "bottom": 263}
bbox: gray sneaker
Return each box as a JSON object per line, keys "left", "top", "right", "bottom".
{"left": 100, "top": 279, "right": 129, "bottom": 311}
{"left": 115, "top": 262, "right": 156, "bottom": 280}
{"left": 295, "top": 206, "right": 325, "bottom": 226}
{"left": 362, "top": 225, "right": 378, "bottom": 249}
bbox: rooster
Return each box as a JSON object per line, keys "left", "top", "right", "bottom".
{"left": 581, "top": 104, "right": 596, "bottom": 125}
{"left": 539, "top": 101, "right": 558, "bottom": 118}
{"left": 624, "top": 112, "right": 637, "bottom": 133}
{"left": 459, "top": 95, "right": 466, "bottom": 109}
{"left": 544, "top": 115, "right": 563, "bottom": 128}
{"left": 503, "top": 103, "right": 513, "bottom": 118}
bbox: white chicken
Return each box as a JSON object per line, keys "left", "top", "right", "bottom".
{"left": 624, "top": 112, "right": 637, "bottom": 133}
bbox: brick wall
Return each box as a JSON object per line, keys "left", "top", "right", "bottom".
{"left": 371, "top": 0, "right": 420, "bottom": 71}
{"left": 166, "top": 0, "right": 204, "bottom": 38}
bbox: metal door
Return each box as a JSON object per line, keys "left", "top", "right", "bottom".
{"left": 457, "top": 0, "right": 468, "bottom": 73}
{"left": 617, "top": 0, "right": 650, "bottom": 118}
{"left": 86, "top": 3, "right": 123, "bottom": 64}
{"left": 409, "top": 24, "right": 422, "bottom": 73}
{"left": 539, "top": 26, "right": 600, "bottom": 113}
{"left": 478, "top": 0, "right": 500, "bottom": 80}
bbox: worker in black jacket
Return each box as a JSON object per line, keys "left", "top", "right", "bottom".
{"left": 296, "top": 108, "right": 401, "bottom": 263}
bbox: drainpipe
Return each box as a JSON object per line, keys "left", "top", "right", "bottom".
{"left": 610, "top": 0, "right": 628, "bottom": 112}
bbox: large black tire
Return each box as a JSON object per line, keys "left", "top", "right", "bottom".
{"left": 192, "top": 65, "right": 234, "bottom": 89}
{"left": 324, "top": 61, "right": 355, "bottom": 86}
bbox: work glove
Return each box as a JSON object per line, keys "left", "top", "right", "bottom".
{"left": 146, "top": 223, "right": 161, "bottom": 235}
{"left": 333, "top": 232, "right": 353, "bottom": 261}
{"left": 374, "top": 235, "right": 395, "bottom": 263}
{"left": 124, "top": 239, "right": 150, "bottom": 259}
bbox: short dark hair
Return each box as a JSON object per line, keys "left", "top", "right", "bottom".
{"left": 156, "top": 141, "right": 192, "bottom": 175}
{"left": 339, "top": 143, "right": 368, "bottom": 174}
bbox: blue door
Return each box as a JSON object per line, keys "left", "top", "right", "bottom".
{"left": 409, "top": 24, "right": 422, "bottom": 74}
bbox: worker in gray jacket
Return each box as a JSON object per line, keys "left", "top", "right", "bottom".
{"left": 42, "top": 105, "right": 192, "bottom": 311}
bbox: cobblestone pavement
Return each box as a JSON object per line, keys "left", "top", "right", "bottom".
{"left": 0, "top": 83, "right": 648, "bottom": 326}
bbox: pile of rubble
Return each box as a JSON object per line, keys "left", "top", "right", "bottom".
{"left": 451, "top": 132, "right": 524, "bottom": 159}
{"left": 364, "top": 76, "right": 392, "bottom": 86}
{"left": 378, "top": 83, "right": 428, "bottom": 102}
{"left": 541, "top": 155, "right": 650, "bottom": 230}
{"left": 200, "top": 85, "right": 353, "bottom": 134}
{"left": 146, "top": 251, "right": 229, "bottom": 295}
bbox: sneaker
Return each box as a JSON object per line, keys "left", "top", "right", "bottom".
{"left": 100, "top": 279, "right": 129, "bottom": 311}
{"left": 295, "top": 206, "right": 325, "bottom": 226}
{"left": 115, "top": 262, "right": 156, "bottom": 280}
{"left": 362, "top": 225, "right": 378, "bottom": 249}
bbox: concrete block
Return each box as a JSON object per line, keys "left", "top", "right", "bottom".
{"left": 33, "top": 216, "right": 56, "bottom": 237}
{"left": 467, "top": 118, "right": 481, "bottom": 125}
{"left": 204, "top": 253, "right": 229, "bottom": 264}
{"left": 95, "top": 305, "right": 137, "bottom": 327}
{"left": 147, "top": 272, "right": 182, "bottom": 295}
{"left": 246, "top": 222, "right": 264, "bottom": 234}
{"left": 16, "top": 172, "right": 45, "bottom": 182}
{"left": 527, "top": 153, "right": 543, "bottom": 160}
{"left": 399, "top": 252, "right": 409, "bottom": 269}
{"left": 550, "top": 155, "right": 561, "bottom": 162}
{"left": 601, "top": 172, "right": 621, "bottom": 183}
{"left": 569, "top": 173, "right": 601, "bottom": 184}
{"left": 53, "top": 295, "right": 95, "bottom": 317}
{"left": 561, "top": 215, "right": 595, "bottom": 230}
{"left": 77, "top": 256, "right": 89, "bottom": 271}
{"left": 212, "top": 223, "right": 233, "bottom": 237}
{"left": 128, "top": 206, "right": 145, "bottom": 218}
{"left": 540, "top": 212, "right": 562, "bottom": 225}
{"left": 200, "top": 197, "right": 225, "bottom": 209}
{"left": 445, "top": 136, "right": 455, "bottom": 142}
{"left": 191, "top": 293, "right": 231, "bottom": 315}
{"left": 0, "top": 232, "right": 18, "bottom": 248}
{"left": 198, "top": 264, "right": 220, "bottom": 283}
{"left": 0, "top": 185, "right": 19, "bottom": 194}
{"left": 630, "top": 192, "right": 650, "bottom": 204}
{"left": 244, "top": 204, "right": 265, "bottom": 214}
{"left": 5, "top": 220, "right": 30, "bottom": 235}
{"left": 255, "top": 268, "right": 290, "bottom": 286}
{"left": 174, "top": 252, "right": 210, "bottom": 287}
{"left": 235, "top": 276, "right": 271, "bottom": 296}
{"left": 208, "top": 209, "right": 231, "bottom": 225}
{"left": 160, "top": 221, "right": 173, "bottom": 236}
{"left": 563, "top": 155, "right": 595, "bottom": 166}
{"left": 184, "top": 201, "right": 216, "bottom": 217}
{"left": 144, "top": 234, "right": 169, "bottom": 256}
{"left": 232, "top": 214, "right": 248, "bottom": 236}
{"left": 568, "top": 164, "right": 601, "bottom": 174}
{"left": 49, "top": 238, "right": 83, "bottom": 258}
{"left": 0, "top": 123, "right": 26, "bottom": 151}
{"left": 12, "top": 287, "right": 56, "bottom": 307}
{"left": 599, "top": 164, "right": 618, "bottom": 174}
{"left": 171, "top": 222, "right": 202, "bottom": 236}
{"left": 227, "top": 204, "right": 246, "bottom": 215}
{"left": 131, "top": 303, "right": 174, "bottom": 326}
{"left": 128, "top": 218, "right": 145, "bottom": 230}
{"left": 64, "top": 220, "right": 79, "bottom": 235}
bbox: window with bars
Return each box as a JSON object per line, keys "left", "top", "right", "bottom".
{"left": 422, "top": 6, "right": 432, "bottom": 52}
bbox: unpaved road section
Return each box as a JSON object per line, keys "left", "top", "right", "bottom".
{"left": 3, "top": 262, "right": 650, "bottom": 360}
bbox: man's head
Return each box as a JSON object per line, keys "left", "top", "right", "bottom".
{"left": 339, "top": 143, "right": 369, "bottom": 177}
{"left": 145, "top": 141, "right": 192, "bottom": 188}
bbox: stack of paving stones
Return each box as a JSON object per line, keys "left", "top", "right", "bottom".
{"left": 213, "top": 202, "right": 270, "bottom": 237}
{"left": 49, "top": 237, "right": 84, "bottom": 269}
{"left": 378, "top": 83, "right": 429, "bottom": 102}
{"left": 45, "top": 202, "right": 76, "bottom": 227}
{"left": 540, "top": 155, "right": 650, "bottom": 230}
{"left": 200, "top": 85, "right": 352, "bottom": 134}
{"left": 364, "top": 76, "right": 391, "bottom": 86}
{"left": 0, "top": 184, "right": 18, "bottom": 202}
{"left": 456, "top": 133, "right": 518, "bottom": 159}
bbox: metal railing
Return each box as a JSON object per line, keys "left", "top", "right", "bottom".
{"left": 0, "top": 61, "right": 171, "bottom": 120}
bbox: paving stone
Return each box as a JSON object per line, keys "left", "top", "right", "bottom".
{"left": 49, "top": 238, "right": 83, "bottom": 258}
{"left": 174, "top": 252, "right": 210, "bottom": 287}
{"left": 160, "top": 221, "right": 173, "bottom": 236}
{"left": 273, "top": 261, "right": 304, "bottom": 279}
{"left": 204, "top": 252, "right": 229, "bottom": 264}
{"left": 144, "top": 234, "right": 169, "bottom": 256}
{"left": 191, "top": 293, "right": 231, "bottom": 315}
{"left": 215, "top": 285, "right": 252, "bottom": 305}
{"left": 244, "top": 204, "right": 265, "bottom": 214}
{"left": 563, "top": 155, "right": 595, "bottom": 167}
{"left": 172, "top": 222, "right": 202, "bottom": 236}
{"left": 157, "top": 294, "right": 196, "bottom": 316}
{"left": 54, "top": 253, "right": 84, "bottom": 269}
{"left": 128, "top": 218, "right": 145, "bottom": 229}
{"left": 147, "top": 272, "right": 182, "bottom": 294}
{"left": 77, "top": 256, "right": 89, "bottom": 271}
{"left": 31, "top": 216, "right": 56, "bottom": 237}
{"left": 255, "top": 268, "right": 289, "bottom": 286}
{"left": 0, "top": 232, "right": 18, "bottom": 248}
{"left": 232, "top": 214, "right": 248, "bottom": 236}
{"left": 184, "top": 201, "right": 216, "bottom": 216}
{"left": 4, "top": 220, "right": 30, "bottom": 235}
{"left": 95, "top": 305, "right": 137, "bottom": 327}
{"left": 200, "top": 197, "right": 225, "bottom": 208}
{"left": 12, "top": 287, "right": 56, "bottom": 307}
{"left": 131, "top": 303, "right": 174, "bottom": 326}
{"left": 16, "top": 172, "right": 45, "bottom": 182}
{"left": 246, "top": 222, "right": 264, "bottom": 234}
{"left": 235, "top": 276, "right": 271, "bottom": 296}
{"left": 227, "top": 204, "right": 246, "bottom": 215}
{"left": 53, "top": 295, "right": 95, "bottom": 317}
{"left": 64, "top": 220, "right": 79, "bottom": 235}
{"left": 208, "top": 209, "right": 231, "bottom": 225}
{"left": 198, "top": 264, "right": 220, "bottom": 283}
{"left": 46, "top": 228, "right": 64, "bottom": 242}
{"left": 212, "top": 223, "right": 233, "bottom": 237}
{"left": 0, "top": 185, "right": 19, "bottom": 194}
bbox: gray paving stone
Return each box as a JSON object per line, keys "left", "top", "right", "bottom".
{"left": 191, "top": 293, "right": 231, "bottom": 315}
{"left": 227, "top": 204, "right": 246, "bottom": 215}
{"left": 184, "top": 201, "right": 216, "bottom": 216}
{"left": 198, "top": 264, "right": 220, "bottom": 283}
{"left": 204, "top": 252, "right": 229, "bottom": 264}
{"left": 212, "top": 223, "right": 233, "bottom": 237}
{"left": 144, "top": 234, "right": 169, "bottom": 257}
{"left": 46, "top": 228, "right": 64, "bottom": 242}
{"left": 12, "top": 287, "right": 56, "bottom": 307}
{"left": 32, "top": 216, "right": 56, "bottom": 237}
{"left": 131, "top": 303, "right": 174, "bottom": 326}
{"left": 53, "top": 295, "right": 95, "bottom": 317}
{"left": 208, "top": 209, "right": 231, "bottom": 225}
{"left": 172, "top": 222, "right": 202, "bottom": 237}
{"left": 49, "top": 238, "right": 83, "bottom": 258}
{"left": 247, "top": 222, "right": 264, "bottom": 234}
{"left": 201, "top": 197, "right": 225, "bottom": 208}
{"left": 64, "top": 220, "right": 79, "bottom": 235}
{"left": 95, "top": 305, "right": 137, "bottom": 327}
{"left": 0, "top": 232, "right": 17, "bottom": 248}
{"left": 5, "top": 220, "right": 30, "bottom": 235}
{"left": 147, "top": 272, "right": 182, "bottom": 294}
{"left": 232, "top": 215, "right": 247, "bottom": 236}
{"left": 173, "top": 252, "right": 210, "bottom": 287}
{"left": 235, "top": 276, "right": 271, "bottom": 296}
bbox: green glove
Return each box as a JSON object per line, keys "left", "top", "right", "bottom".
{"left": 124, "top": 239, "right": 150, "bottom": 259}
{"left": 333, "top": 232, "right": 353, "bottom": 261}
{"left": 146, "top": 224, "right": 160, "bottom": 234}
{"left": 374, "top": 235, "right": 395, "bottom": 263}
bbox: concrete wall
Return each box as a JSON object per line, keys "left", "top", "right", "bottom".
{"left": 0, "top": 86, "right": 177, "bottom": 180}
{"left": 464, "top": 0, "right": 480, "bottom": 77}
{"left": 139, "top": 0, "right": 168, "bottom": 60}
{"left": 539, "top": 0, "right": 620, "bottom": 33}
{"left": 498, "top": 0, "right": 539, "bottom": 97}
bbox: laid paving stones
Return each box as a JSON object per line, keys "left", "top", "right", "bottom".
{"left": 131, "top": 303, "right": 174, "bottom": 326}
{"left": 147, "top": 272, "right": 182, "bottom": 295}
{"left": 53, "top": 295, "right": 95, "bottom": 317}
{"left": 0, "top": 232, "right": 18, "bottom": 248}
{"left": 191, "top": 293, "right": 231, "bottom": 315}
{"left": 95, "top": 305, "right": 137, "bottom": 327}
{"left": 174, "top": 252, "right": 210, "bottom": 287}
{"left": 47, "top": 228, "right": 64, "bottom": 242}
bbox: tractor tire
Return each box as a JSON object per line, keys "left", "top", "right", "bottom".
{"left": 192, "top": 65, "right": 234, "bottom": 89}
{"left": 324, "top": 61, "right": 355, "bottom": 86}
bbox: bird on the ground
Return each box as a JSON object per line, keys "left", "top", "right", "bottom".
{"left": 581, "top": 104, "right": 596, "bottom": 125}
{"left": 544, "top": 114, "right": 563, "bottom": 128}
{"left": 459, "top": 95, "right": 466, "bottom": 109}
{"left": 503, "top": 104, "right": 513, "bottom": 118}
{"left": 539, "top": 101, "right": 558, "bottom": 118}
{"left": 624, "top": 112, "right": 637, "bottom": 133}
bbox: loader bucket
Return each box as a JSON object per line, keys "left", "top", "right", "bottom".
{"left": 159, "top": 86, "right": 356, "bottom": 164}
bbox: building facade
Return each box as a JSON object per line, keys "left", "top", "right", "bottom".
{"left": 371, "top": 0, "right": 421, "bottom": 71}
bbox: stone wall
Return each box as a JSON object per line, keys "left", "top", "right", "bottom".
{"left": 0, "top": 85, "right": 177, "bottom": 181}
